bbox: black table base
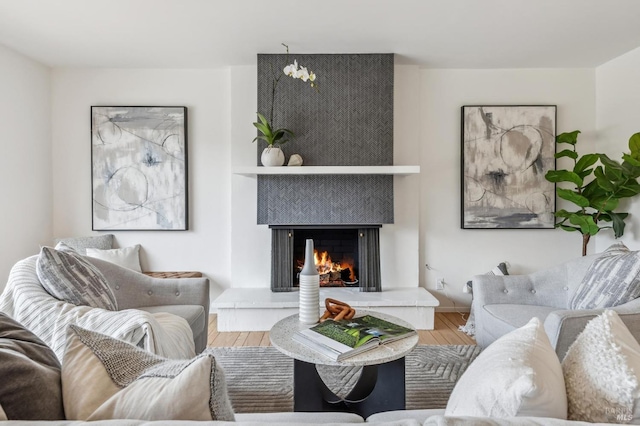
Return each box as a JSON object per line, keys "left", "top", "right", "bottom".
{"left": 293, "top": 357, "right": 406, "bottom": 418}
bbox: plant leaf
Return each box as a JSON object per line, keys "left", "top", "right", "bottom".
{"left": 555, "top": 149, "right": 578, "bottom": 160}
{"left": 617, "top": 179, "right": 640, "bottom": 197}
{"left": 554, "top": 209, "right": 573, "bottom": 218}
{"left": 557, "top": 188, "right": 590, "bottom": 208}
{"left": 569, "top": 214, "right": 600, "bottom": 235}
{"left": 582, "top": 179, "right": 607, "bottom": 199}
{"left": 623, "top": 153, "right": 640, "bottom": 167}
{"left": 574, "top": 154, "right": 599, "bottom": 174}
{"left": 590, "top": 197, "right": 619, "bottom": 212}
{"left": 599, "top": 154, "right": 623, "bottom": 171}
{"left": 545, "top": 170, "right": 583, "bottom": 186}
{"left": 559, "top": 224, "right": 580, "bottom": 232}
{"left": 253, "top": 135, "right": 271, "bottom": 143}
{"left": 556, "top": 130, "right": 581, "bottom": 145}
{"left": 610, "top": 211, "right": 627, "bottom": 238}
{"left": 577, "top": 168, "right": 594, "bottom": 179}
{"left": 630, "top": 132, "right": 640, "bottom": 153}
{"left": 256, "top": 113, "right": 269, "bottom": 126}
{"left": 594, "top": 166, "right": 615, "bottom": 192}
{"left": 253, "top": 121, "right": 272, "bottom": 137}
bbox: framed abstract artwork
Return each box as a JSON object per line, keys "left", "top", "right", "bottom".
{"left": 461, "top": 105, "right": 556, "bottom": 229}
{"left": 91, "top": 106, "right": 188, "bottom": 230}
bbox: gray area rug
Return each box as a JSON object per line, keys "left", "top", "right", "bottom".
{"left": 209, "top": 345, "right": 481, "bottom": 413}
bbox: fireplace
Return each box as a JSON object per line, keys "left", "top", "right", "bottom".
{"left": 270, "top": 225, "right": 381, "bottom": 292}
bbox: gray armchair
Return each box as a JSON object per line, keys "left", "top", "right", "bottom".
{"left": 86, "top": 256, "right": 210, "bottom": 353}
{"left": 472, "top": 253, "right": 640, "bottom": 359}
{"left": 0, "top": 254, "right": 210, "bottom": 360}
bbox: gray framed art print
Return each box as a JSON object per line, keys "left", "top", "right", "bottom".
{"left": 461, "top": 105, "right": 556, "bottom": 229}
{"left": 91, "top": 106, "right": 188, "bottom": 230}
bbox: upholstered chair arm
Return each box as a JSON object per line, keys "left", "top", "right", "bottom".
{"left": 85, "top": 256, "right": 210, "bottom": 316}
{"left": 472, "top": 274, "right": 538, "bottom": 307}
{"left": 545, "top": 297, "right": 640, "bottom": 360}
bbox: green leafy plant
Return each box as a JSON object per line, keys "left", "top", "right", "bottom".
{"left": 252, "top": 112, "right": 294, "bottom": 147}
{"left": 545, "top": 130, "right": 640, "bottom": 256}
{"left": 252, "top": 43, "right": 318, "bottom": 147}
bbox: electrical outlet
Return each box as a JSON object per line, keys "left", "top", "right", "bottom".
{"left": 436, "top": 277, "right": 445, "bottom": 290}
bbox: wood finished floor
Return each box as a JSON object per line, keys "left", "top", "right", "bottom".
{"left": 207, "top": 312, "right": 476, "bottom": 347}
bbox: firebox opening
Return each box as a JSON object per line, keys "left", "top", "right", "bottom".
{"left": 293, "top": 229, "right": 359, "bottom": 288}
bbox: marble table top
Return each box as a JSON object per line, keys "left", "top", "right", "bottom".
{"left": 269, "top": 310, "right": 419, "bottom": 367}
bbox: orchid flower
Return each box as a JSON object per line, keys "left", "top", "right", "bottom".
{"left": 253, "top": 44, "right": 319, "bottom": 146}
{"left": 283, "top": 60, "right": 299, "bottom": 77}
{"left": 297, "top": 66, "right": 310, "bottom": 82}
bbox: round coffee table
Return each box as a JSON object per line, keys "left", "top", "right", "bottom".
{"left": 270, "top": 311, "right": 418, "bottom": 417}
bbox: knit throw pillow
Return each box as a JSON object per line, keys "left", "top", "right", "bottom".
{"left": 62, "top": 326, "right": 235, "bottom": 421}
{"left": 570, "top": 242, "right": 640, "bottom": 310}
{"left": 36, "top": 246, "right": 117, "bottom": 310}
{"left": 562, "top": 310, "right": 640, "bottom": 423}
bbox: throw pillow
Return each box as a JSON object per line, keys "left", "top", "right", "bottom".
{"left": 54, "top": 234, "right": 114, "bottom": 255}
{"left": 445, "top": 317, "right": 566, "bottom": 419}
{"left": 0, "top": 313, "right": 65, "bottom": 420}
{"left": 570, "top": 242, "right": 640, "bottom": 309}
{"left": 62, "top": 325, "right": 235, "bottom": 421}
{"left": 459, "top": 262, "right": 509, "bottom": 336}
{"left": 562, "top": 310, "right": 640, "bottom": 423}
{"left": 36, "top": 246, "right": 118, "bottom": 310}
{"left": 465, "top": 261, "right": 509, "bottom": 293}
{"left": 86, "top": 245, "right": 142, "bottom": 272}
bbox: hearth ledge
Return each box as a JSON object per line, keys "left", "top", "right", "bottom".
{"left": 212, "top": 287, "right": 438, "bottom": 332}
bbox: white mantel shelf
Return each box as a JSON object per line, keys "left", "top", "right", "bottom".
{"left": 232, "top": 165, "right": 420, "bottom": 176}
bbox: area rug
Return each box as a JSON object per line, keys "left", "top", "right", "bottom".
{"left": 209, "top": 345, "right": 481, "bottom": 413}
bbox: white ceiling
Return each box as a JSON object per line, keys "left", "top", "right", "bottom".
{"left": 1, "top": 0, "right": 640, "bottom": 69}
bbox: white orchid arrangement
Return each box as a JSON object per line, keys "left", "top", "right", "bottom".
{"left": 283, "top": 60, "right": 317, "bottom": 86}
{"left": 253, "top": 44, "right": 318, "bottom": 147}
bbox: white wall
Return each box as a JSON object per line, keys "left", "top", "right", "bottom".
{"left": 44, "top": 64, "right": 605, "bottom": 312}
{"left": 595, "top": 46, "right": 640, "bottom": 252}
{"left": 0, "top": 44, "right": 51, "bottom": 290}
{"left": 229, "top": 65, "right": 422, "bottom": 289}
{"left": 421, "top": 69, "right": 596, "bottom": 309}
{"left": 46, "top": 65, "right": 600, "bottom": 312}
{"left": 51, "top": 69, "right": 232, "bottom": 302}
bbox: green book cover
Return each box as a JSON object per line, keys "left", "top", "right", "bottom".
{"left": 308, "top": 315, "right": 415, "bottom": 349}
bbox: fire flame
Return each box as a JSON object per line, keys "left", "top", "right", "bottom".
{"left": 313, "top": 250, "right": 356, "bottom": 281}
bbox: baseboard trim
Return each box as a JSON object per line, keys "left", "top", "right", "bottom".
{"left": 435, "top": 307, "right": 470, "bottom": 313}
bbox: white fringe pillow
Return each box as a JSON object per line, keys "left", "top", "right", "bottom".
{"left": 562, "top": 310, "right": 640, "bottom": 423}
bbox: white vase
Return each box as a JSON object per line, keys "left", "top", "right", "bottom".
{"left": 299, "top": 239, "right": 320, "bottom": 325}
{"left": 261, "top": 146, "right": 285, "bottom": 167}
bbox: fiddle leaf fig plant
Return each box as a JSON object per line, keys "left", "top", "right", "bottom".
{"left": 545, "top": 131, "right": 640, "bottom": 256}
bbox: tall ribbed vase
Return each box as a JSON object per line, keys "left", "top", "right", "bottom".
{"left": 299, "top": 239, "right": 320, "bottom": 324}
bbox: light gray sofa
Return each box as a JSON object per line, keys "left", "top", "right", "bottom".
{"left": 472, "top": 252, "right": 640, "bottom": 359}
{"left": 0, "top": 411, "right": 626, "bottom": 425}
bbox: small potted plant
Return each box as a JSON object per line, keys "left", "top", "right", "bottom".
{"left": 254, "top": 44, "right": 317, "bottom": 167}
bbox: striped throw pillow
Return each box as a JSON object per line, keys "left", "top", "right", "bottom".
{"left": 36, "top": 247, "right": 117, "bottom": 311}
{"left": 570, "top": 243, "right": 640, "bottom": 310}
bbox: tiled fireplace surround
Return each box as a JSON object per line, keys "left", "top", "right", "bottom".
{"left": 213, "top": 54, "right": 438, "bottom": 331}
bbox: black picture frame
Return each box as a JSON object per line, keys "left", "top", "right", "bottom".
{"left": 461, "top": 105, "right": 556, "bottom": 229}
{"left": 91, "top": 106, "right": 188, "bottom": 231}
